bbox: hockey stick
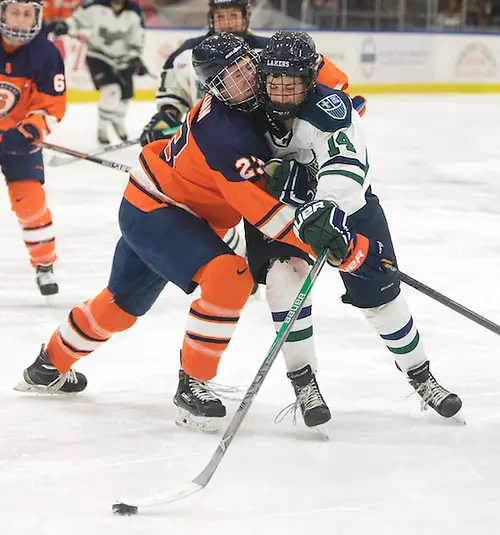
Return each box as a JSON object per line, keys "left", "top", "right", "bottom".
{"left": 40, "top": 142, "right": 131, "bottom": 173}
{"left": 49, "top": 138, "right": 140, "bottom": 167}
{"left": 385, "top": 264, "right": 500, "bottom": 336}
{"left": 112, "top": 248, "right": 330, "bottom": 515}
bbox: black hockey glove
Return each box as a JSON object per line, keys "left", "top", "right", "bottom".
{"left": 294, "top": 200, "right": 352, "bottom": 264}
{"left": 263, "top": 159, "right": 315, "bottom": 207}
{"left": 140, "top": 109, "right": 182, "bottom": 147}
{"left": 129, "top": 57, "right": 149, "bottom": 76}
{"left": 52, "top": 20, "right": 69, "bottom": 36}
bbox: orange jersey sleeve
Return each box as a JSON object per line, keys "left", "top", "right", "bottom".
{"left": 43, "top": 0, "right": 82, "bottom": 22}
{"left": 317, "top": 54, "right": 349, "bottom": 90}
{"left": 0, "top": 34, "right": 66, "bottom": 139}
{"left": 124, "top": 95, "right": 311, "bottom": 255}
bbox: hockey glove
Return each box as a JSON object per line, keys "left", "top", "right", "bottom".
{"left": 339, "top": 234, "right": 392, "bottom": 280}
{"left": 1, "top": 125, "right": 38, "bottom": 155}
{"left": 352, "top": 95, "right": 367, "bottom": 116}
{"left": 264, "top": 158, "right": 315, "bottom": 207}
{"left": 294, "top": 200, "right": 352, "bottom": 264}
{"left": 140, "top": 109, "right": 182, "bottom": 146}
{"left": 129, "top": 57, "right": 149, "bottom": 76}
{"left": 52, "top": 20, "right": 69, "bottom": 36}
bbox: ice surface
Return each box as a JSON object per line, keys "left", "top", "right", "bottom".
{"left": 1, "top": 95, "right": 500, "bottom": 535}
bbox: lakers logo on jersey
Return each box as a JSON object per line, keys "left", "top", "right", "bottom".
{"left": 0, "top": 82, "right": 21, "bottom": 119}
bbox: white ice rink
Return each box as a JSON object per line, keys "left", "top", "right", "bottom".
{"left": 1, "top": 95, "right": 500, "bottom": 535}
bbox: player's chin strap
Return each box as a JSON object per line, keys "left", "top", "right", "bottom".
{"left": 39, "top": 141, "right": 132, "bottom": 173}
{"left": 384, "top": 264, "right": 500, "bottom": 336}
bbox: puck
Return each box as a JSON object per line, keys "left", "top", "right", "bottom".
{"left": 112, "top": 502, "right": 138, "bottom": 516}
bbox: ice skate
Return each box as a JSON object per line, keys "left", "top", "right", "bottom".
{"left": 406, "top": 361, "right": 462, "bottom": 419}
{"left": 276, "top": 365, "right": 331, "bottom": 435}
{"left": 173, "top": 369, "right": 226, "bottom": 434}
{"left": 36, "top": 263, "right": 58, "bottom": 296}
{"left": 14, "top": 345, "right": 87, "bottom": 394}
{"left": 98, "top": 126, "right": 110, "bottom": 145}
{"left": 112, "top": 119, "right": 128, "bottom": 142}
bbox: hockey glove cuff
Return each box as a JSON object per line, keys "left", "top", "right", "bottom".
{"left": 339, "top": 234, "right": 392, "bottom": 279}
{"left": 264, "top": 158, "right": 315, "bottom": 207}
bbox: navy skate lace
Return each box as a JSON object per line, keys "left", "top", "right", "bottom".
{"left": 274, "top": 382, "right": 323, "bottom": 424}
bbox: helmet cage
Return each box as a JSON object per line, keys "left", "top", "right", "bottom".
{"left": 258, "top": 31, "right": 319, "bottom": 120}
{"left": 205, "top": 50, "right": 259, "bottom": 113}
{"left": 0, "top": 0, "right": 43, "bottom": 44}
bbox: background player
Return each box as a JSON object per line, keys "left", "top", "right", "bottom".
{"left": 0, "top": 0, "right": 66, "bottom": 295}
{"left": 258, "top": 31, "right": 462, "bottom": 419}
{"left": 53, "top": 0, "right": 148, "bottom": 145}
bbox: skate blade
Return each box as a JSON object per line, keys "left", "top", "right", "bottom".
{"left": 312, "top": 422, "right": 330, "bottom": 440}
{"left": 174, "top": 407, "right": 222, "bottom": 434}
{"left": 451, "top": 410, "right": 467, "bottom": 426}
{"left": 13, "top": 380, "right": 74, "bottom": 395}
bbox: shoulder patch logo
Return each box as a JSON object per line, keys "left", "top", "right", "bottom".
{"left": 316, "top": 94, "right": 347, "bottom": 120}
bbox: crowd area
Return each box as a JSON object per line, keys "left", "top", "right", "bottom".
{"left": 42, "top": 0, "right": 500, "bottom": 30}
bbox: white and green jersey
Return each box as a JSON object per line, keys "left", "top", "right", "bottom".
{"left": 264, "top": 86, "right": 370, "bottom": 216}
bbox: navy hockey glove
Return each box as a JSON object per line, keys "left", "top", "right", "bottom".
{"left": 129, "top": 57, "right": 149, "bottom": 76}
{"left": 140, "top": 109, "right": 182, "bottom": 146}
{"left": 352, "top": 95, "right": 366, "bottom": 116}
{"left": 1, "top": 126, "right": 38, "bottom": 155}
{"left": 52, "top": 20, "right": 69, "bottom": 36}
{"left": 264, "top": 159, "right": 315, "bottom": 207}
{"left": 339, "top": 234, "right": 392, "bottom": 280}
{"left": 294, "top": 200, "right": 352, "bottom": 264}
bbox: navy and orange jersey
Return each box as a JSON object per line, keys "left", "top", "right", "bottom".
{"left": 43, "top": 0, "right": 82, "bottom": 22}
{"left": 0, "top": 33, "right": 66, "bottom": 140}
{"left": 124, "top": 95, "right": 312, "bottom": 255}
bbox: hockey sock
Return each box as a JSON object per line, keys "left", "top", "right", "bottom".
{"left": 46, "top": 288, "right": 137, "bottom": 373}
{"left": 8, "top": 180, "right": 56, "bottom": 267}
{"left": 266, "top": 257, "right": 317, "bottom": 373}
{"left": 181, "top": 254, "right": 254, "bottom": 380}
{"left": 362, "top": 293, "right": 427, "bottom": 372}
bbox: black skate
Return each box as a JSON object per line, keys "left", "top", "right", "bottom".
{"left": 276, "top": 365, "right": 331, "bottom": 429}
{"left": 173, "top": 369, "right": 226, "bottom": 433}
{"left": 14, "top": 345, "right": 87, "bottom": 394}
{"left": 406, "top": 361, "right": 462, "bottom": 418}
{"left": 36, "top": 264, "right": 58, "bottom": 296}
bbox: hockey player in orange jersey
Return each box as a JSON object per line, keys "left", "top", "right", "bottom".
{"left": 0, "top": 0, "right": 66, "bottom": 295}
{"left": 15, "top": 34, "right": 319, "bottom": 432}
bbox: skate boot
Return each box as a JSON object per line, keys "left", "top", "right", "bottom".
{"left": 98, "top": 128, "right": 110, "bottom": 145}
{"left": 276, "top": 365, "right": 331, "bottom": 428}
{"left": 112, "top": 119, "right": 128, "bottom": 142}
{"left": 406, "top": 360, "right": 462, "bottom": 418}
{"left": 36, "top": 263, "right": 58, "bottom": 296}
{"left": 14, "top": 345, "right": 87, "bottom": 393}
{"left": 173, "top": 369, "right": 226, "bottom": 433}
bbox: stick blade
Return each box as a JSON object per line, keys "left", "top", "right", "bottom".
{"left": 112, "top": 481, "right": 203, "bottom": 514}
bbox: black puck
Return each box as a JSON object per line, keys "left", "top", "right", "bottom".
{"left": 112, "top": 502, "right": 138, "bottom": 516}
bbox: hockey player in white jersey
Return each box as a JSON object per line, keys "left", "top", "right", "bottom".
{"left": 257, "top": 31, "right": 463, "bottom": 420}
{"left": 53, "top": 0, "right": 147, "bottom": 144}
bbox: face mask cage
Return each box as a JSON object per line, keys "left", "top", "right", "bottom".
{"left": 206, "top": 51, "right": 259, "bottom": 113}
{"left": 0, "top": 0, "right": 42, "bottom": 44}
